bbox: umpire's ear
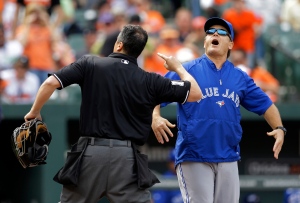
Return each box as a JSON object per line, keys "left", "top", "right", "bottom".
{"left": 115, "top": 41, "right": 124, "bottom": 52}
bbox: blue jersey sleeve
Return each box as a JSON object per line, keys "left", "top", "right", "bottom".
{"left": 240, "top": 75, "right": 273, "bottom": 115}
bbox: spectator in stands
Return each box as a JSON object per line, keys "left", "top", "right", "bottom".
{"left": 198, "top": 0, "right": 220, "bottom": 18}
{"left": 88, "top": 0, "right": 121, "bottom": 58}
{"left": 169, "top": 0, "right": 183, "bottom": 16}
{"left": 280, "top": 0, "right": 300, "bottom": 32}
{"left": 94, "top": 0, "right": 115, "bottom": 34}
{"left": 99, "top": 14, "right": 144, "bottom": 66}
{"left": 73, "top": 27, "right": 98, "bottom": 59}
{"left": 15, "top": 3, "right": 56, "bottom": 85}
{"left": 77, "top": 0, "right": 95, "bottom": 9}
{"left": 52, "top": 30, "right": 76, "bottom": 69}
{"left": 1, "top": 0, "right": 18, "bottom": 39}
{"left": 58, "top": 0, "right": 79, "bottom": 38}
{"left": 174, "top": 7, "right": 193, "bottom": 43}
{"left": 214, "top": 0, "right": 230, "bottom": 14}
{"left": 110, "top": 0, "right": 138, "bottom": 18}
{"left": 246, "top": 0, "right": 282, "bottom": 68}
{"left": 184, "top": 16, "right": 207, "bottom": 57}
{"left": 11, "top": 0, "right": 65, "bottom": 38}
{"left": 0, "top": 55, "right": 39, "bottom": 104}
{"left": 143, "top": 26, "right": 187, "bottom": 75}
{"left": 0, "top": 23, "right": 23, "bottom": 70}
{"left": 134, "top": 0, "right": 165, "bottom": 35}
{"left": 75, "top": 3, "right": 131, "bottom": 59}
{"left": 151, "top": 148, "right": 183, "bottom": 203}
{"left": 230, "top": 49, "right": 280, "bottom": 103}
{"left": 222, "top": 0, "right": 262, "bottom": 69}
{"left": 246, "top": 0, "right": 281, "bottom": 31}
{"left": 99, "top": 9, "right": 129, "bottom": 57}
{"left": 185, "top": 0, "right": 201, "bottom": 17}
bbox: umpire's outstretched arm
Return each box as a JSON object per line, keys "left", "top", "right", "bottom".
{"left": 24, "top": 76, "right": 60, "bottom": 121}
{"left": 158, "top": 52, "right": 202, "bottom": 102}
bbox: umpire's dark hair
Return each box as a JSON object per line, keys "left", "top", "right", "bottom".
{"left": 117, "top": 24, "right": 148, "bottom": 58}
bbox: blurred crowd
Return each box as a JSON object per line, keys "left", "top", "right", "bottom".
{"left": 0, "top": 0, "right": 299, "bottom": 107}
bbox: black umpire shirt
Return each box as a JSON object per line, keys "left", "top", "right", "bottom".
{"left": 52, "top": 53, "right": 190, "bottom": 145}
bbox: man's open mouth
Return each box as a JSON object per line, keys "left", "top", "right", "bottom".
{"left": 212, "top": 39, "right": 219, "bottom": 45}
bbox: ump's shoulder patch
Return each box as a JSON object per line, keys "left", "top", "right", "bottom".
{"left": 171, "top": 81, "right": 184, "bottom": 86}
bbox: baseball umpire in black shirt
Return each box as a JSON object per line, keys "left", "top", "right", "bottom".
{"left": 24, "top": 24, "right": 202, "bottom": 203}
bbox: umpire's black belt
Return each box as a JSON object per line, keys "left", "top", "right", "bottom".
{"left": 80, "top": 137, "right": 131, "bottom": 147}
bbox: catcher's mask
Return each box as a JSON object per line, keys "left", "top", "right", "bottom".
{"left": 11, "top": 119, "right": 52, "bottom": 168}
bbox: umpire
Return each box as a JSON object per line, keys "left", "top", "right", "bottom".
{"left": 24, "top": 24, "right": 202, "bottom": 203}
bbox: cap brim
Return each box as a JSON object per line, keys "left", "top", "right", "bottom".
{"left": 204, "top": 18, "right": 231, "bottom": 33}
{"left": 204, "top": 18, "right": 231, "bottom": 34}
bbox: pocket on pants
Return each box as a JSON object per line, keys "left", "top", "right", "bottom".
{"left": 134, "top": 149, "right": 160, "bottom": 189}
{"left": 53, "top": 151, "right": 83, "bottom": 186}
{"left": 53, "top": 139, "right": 88, "bottom": 186}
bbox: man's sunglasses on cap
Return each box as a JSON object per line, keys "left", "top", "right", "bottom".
{"left": 206, "top": 28, "right": 232, "bottom": 41}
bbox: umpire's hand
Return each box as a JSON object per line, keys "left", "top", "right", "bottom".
{"left": 24, "top": 112, "right": 42, "bottom": 122}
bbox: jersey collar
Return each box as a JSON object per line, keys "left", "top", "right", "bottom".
{"left": 203, "top": 54, "right": 231, "bottom": 71}
{"left": 109, "top": 53, "right": 138, "bottom": 66}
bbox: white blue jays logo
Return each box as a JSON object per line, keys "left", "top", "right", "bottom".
{"left": 216, "top": 100, "right": 225, "bottom": 107}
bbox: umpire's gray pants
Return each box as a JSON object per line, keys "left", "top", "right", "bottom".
{"left": 60, "top": 141, "right": 151, "bottom": 203}
{"left": 176, "top": 161, "right": 239, "bottom": 203}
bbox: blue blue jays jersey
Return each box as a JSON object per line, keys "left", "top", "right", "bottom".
{"left": 161, "top": 54, "right": 273, "bottom": 165}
